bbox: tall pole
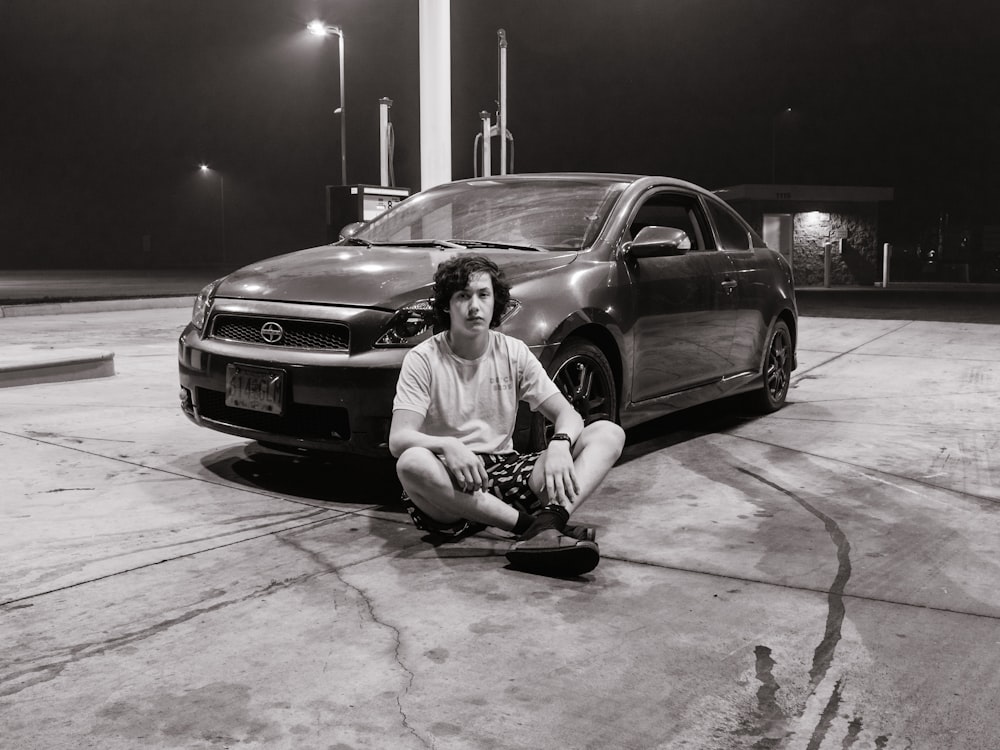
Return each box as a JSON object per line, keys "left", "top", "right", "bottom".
{"left": 219, "top": 175, "right": 227, "bottom": 265}
{"left": 308, "top": 22, "right": 347, "bottom": 185}
{"left": 379, "top": 98, "right": 394, "bottom": 186}
{"left": 418, "top": 0, "right": 452, "bottom": 189}
{"left": 771, "top": 107, "right": 792, "bottom": 184}
{"left": 199, "top": 164, "right": 226, "bottom": 265}
{"left": 337, "top": 29, "right": 347, "bottom": 186}
{"left": 498, "top": 29, "right": 507, "bottom": 175}
{"left": 770, "top": 120, "right": 776, "bottom": 184}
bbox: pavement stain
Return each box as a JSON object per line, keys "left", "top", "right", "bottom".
{"left": 748, "top": 644, "right": 790, "bottom": 748}
{"left": 725, "top": 466, "right": 878, "bottom": 750}
{"left": 736, "top": 467, "right": 852, "bottom": 690}
{"left": 804, "top": 679, "right": 842, "bottom": 750}
{"left": 93, "top": 682, "right": 280, "bottom": 745}
{"left": 0, "top": 574, "right": 315, "bottom": 699}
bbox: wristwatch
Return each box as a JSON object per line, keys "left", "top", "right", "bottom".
{"left": 549, "top": 432, "right": 573, "bottom": 447}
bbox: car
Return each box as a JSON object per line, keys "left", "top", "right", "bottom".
{"left": 178, "top": 173, "right": 797, "bottom": 456}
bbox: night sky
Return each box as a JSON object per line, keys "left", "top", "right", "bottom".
{"left": 2, "top": 0, "right": 997, "bottom": 269}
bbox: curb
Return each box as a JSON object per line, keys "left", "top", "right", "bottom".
{"left": 0, "top": 348, "right": 116, "bottom": 388}
{"left": 0, "top": 296, "right": 194, "bottom": 318}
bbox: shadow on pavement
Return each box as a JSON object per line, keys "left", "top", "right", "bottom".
{"left": 199, "top": 443, "right": 403, "bottom": 507}
{"left": 618, "top": 394, "right": 761, "bottom": 465}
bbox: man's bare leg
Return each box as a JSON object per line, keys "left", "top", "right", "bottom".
{"left": 395, "top": 446, "right": 520, "bottom": 530}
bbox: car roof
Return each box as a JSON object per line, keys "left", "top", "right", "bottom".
{"left": 449, "top": 172, "right": 713, "bottom": 195}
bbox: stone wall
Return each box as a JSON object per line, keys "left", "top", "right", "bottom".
{"left": 792, "top": 207, "right": 880, "bottom": 286}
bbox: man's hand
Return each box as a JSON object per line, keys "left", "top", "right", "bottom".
{"left": 542, "top": 441, "right": 580, "bottom": 506}
{"left": 441, "top": 438, "right": 489, "bottom": 494}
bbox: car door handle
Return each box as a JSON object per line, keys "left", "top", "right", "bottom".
{"left": 720, "top": 279, "right": 737, "bottom": 291}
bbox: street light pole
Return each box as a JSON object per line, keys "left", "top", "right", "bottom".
{"left": 199, "top": 164, "right": 226, "bottom": 265}
{"left": 308, "top": 21, "right": 347, "bottom": 185}
{"left": 771, "top": 107, "right": 792, "bottom": 184}
{"left": 219, "top": 174, "right": 227, "bottom": 264}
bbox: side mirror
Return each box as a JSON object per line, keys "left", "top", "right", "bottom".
{"left": 627, "top": 226, "right": 691, "bottom": 258}
{"left": 339, "top": 221, "right": 367, "bottom": 240}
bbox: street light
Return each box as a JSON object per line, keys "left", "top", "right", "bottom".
{"left": 771, "top": 107, "right": 793, "bottom": 184}
{"left": 308, "top": 20, "right": 347, "bottom": 186}
{"left": 199, "top": 164, "right": 227, "bottom": 265}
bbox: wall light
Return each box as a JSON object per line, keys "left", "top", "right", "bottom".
{"left": 801, "top": 211, "right": 829, "bottom": 227}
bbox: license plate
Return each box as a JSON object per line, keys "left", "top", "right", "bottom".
{"left": 225, "top": 364, "right": 285, "bottom": 415}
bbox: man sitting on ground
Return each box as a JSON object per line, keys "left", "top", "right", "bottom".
{"left": 388, "top": 254, "right": 625, "bottom": 576}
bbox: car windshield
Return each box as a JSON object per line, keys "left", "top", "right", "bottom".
{"left": 352, "top": 178, "right": 628, "bottom": 251}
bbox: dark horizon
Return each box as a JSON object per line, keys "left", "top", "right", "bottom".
{"left": 2, "top": 0, "right": 997, "bottom": 270}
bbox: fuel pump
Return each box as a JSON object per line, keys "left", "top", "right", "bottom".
{"left": 325, "top": 96, "right": 407, "bottom": 240}
{"left": 473, "top": 29, "right": 515, "bottom": 177}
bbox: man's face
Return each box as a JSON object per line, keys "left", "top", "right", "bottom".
{"left": 448, "top": 271, "right": 495, "bottom": 337}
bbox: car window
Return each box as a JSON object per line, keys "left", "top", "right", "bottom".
{"left": 706, "top": 200, "right": 762, "bottom": 251}
{"left": 356, "top": 179, "right": 628, "bottom": 251}
{"left": 626, "top": 192, "right": 711, "bottom": 251}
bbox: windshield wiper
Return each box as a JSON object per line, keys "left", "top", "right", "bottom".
{"left": 375, "top": 239, "right": 464, "bottom": 249}
{"left": 449, "top": 239, "right": 547, "bottom": 252}
{"left": 340, "top": 236, "right": 372, "bottom": 246}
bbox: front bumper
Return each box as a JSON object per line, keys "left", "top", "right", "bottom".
{"left": 178, "top": 323, "right": 408, "bottom": 457}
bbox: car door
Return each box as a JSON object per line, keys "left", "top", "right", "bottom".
{"left": 703, "top": 196, "right": 771, "bottom": 372}
{"left": 623, "top": 190, "right": 738, "bottom": 403}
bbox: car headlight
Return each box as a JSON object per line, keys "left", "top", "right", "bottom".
{"left": 191, "top": 279, "right": 223, "bottom": 333}
{"left": 375, "top": 299, "right": 436, "bottom": 347}
{"left": 374, "top": 298, "right": 522, "bottom": 347}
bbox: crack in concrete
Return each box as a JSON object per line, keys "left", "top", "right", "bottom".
{"left": 731, "top": 432, "right": 1000, "bottom": 509}
{"left": 0, "top": 428, "right": 385, "bottom": 513}
{"left": 275, "top": 533, "right": 433, "bottom": 749}
{"left": 13, "top": 508, "right": 333, "bottom": 582}
{"left": 0, "top": 574, "right": 314, "bottom": 698}
{"left": 1, "top": 514, "right": 338, "bottom": 608}
{"left": 789, "top": 321, "right": 914, "bottom": 381}
{"left": 596, "top": 553, "right": 1000, "bottom": 622}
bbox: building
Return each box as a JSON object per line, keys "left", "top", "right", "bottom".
{"left": 717, "top": 184, "right": 894, "bottom": 287}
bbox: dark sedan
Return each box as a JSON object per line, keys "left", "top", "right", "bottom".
{"left": 178, "top": 173, "right": 797, "bottom": 456}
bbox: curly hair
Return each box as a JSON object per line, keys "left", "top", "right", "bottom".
{"left": 432, "top": 255, "right": 511, "bottom": 329}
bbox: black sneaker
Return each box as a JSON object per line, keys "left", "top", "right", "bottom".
{"left": 505, "top": 528, "right": 600, "bottom": 577}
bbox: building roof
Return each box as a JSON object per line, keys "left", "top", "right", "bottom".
{"left": 716, "top": 184, "right": 894, "bottom": 203}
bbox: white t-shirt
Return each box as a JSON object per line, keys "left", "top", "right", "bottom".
{"left": 393, "top": 330, "right": 560, "bottom": 454}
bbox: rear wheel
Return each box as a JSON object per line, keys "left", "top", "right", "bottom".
{"left": 527, "top": 338, "right": 618, "bottom": 451}
{"left": 747, "top": 320, "right": 792, "bottom": 413}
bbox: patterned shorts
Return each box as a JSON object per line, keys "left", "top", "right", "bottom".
{"left": 400, "top": 451, "right": 545, "bottom": 537}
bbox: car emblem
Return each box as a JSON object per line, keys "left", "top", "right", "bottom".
{"left": 260, "top": 321, "right": 284, "bottom": 344}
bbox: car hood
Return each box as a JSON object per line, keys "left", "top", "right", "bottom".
{"left": 214, "top": 244, "right": 579, "bottom": 310}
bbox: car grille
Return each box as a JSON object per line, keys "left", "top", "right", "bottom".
{"left": 210, "top": 314, "right": 350, "bottom": 351}
{"left": 196, "top": 388, "right": 351, "bottom": 440}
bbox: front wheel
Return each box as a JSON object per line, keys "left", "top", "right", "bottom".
{"left": 746, "top": 320, "right": 792, "bottom": 413}
{"left": 527, "top": 338, "right": 618, "bottom": 451}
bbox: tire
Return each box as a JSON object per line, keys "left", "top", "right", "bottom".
{"left": 527, "top": 338, "right": 618, "bottom": 451}
{"left": 747, "top": 320, "right": 792, "bottom": 413}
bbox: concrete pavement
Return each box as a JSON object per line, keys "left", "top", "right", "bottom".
{"left": 1, "top": 305, "right": 999, "bottom": 748}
